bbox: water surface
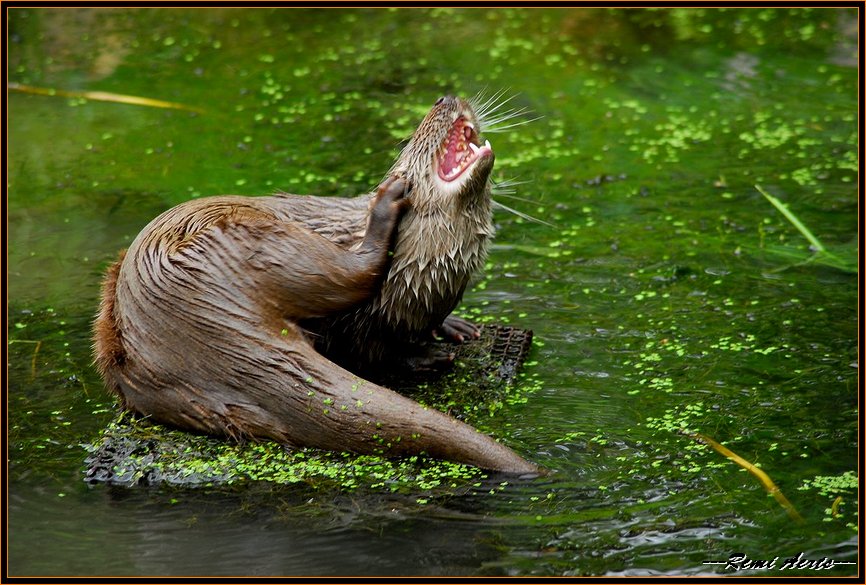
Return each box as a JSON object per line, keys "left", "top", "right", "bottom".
{"left": 7, "top": 7, "right": 859, "bottom": 577}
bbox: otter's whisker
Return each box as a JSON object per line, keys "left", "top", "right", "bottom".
{"left": 484, "top": 114, "right": 542, "bottom": 133}
{"left": 490, "top": 177, "right": 531, "bottom": 196}
{"left": 475, "top": 93, "right": 528, "bottom": 129}
{"left": 481, "top": 107, "right": 530, "bottom": 126}
{"left": 471, "top": 90, "right": 540, "bottom": 134}
{"left": 475, "top": 88, "right": 515, "bottom": 113}
{"left": 492, "top": 199, "right": 556, "bottom": 228}
{"left": 469, "top": 86, "right": 495, "bottom": 112}
{"left": 470, "top": 87, "right": 510, "bottom": 118}
{"left": 494, "top": 193, "right": 543, "bottom": 205}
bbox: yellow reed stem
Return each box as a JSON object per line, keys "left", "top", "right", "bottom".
{"left": 8, "top": 339, "right": 42, "bottom": 379}
{"left": 687, "top": 431, "right": 804, "bottom": 523}
{"left": 8, "top": 82, "right": 203, "bottom": 113}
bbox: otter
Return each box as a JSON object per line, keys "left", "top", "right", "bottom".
{"left": 93, "top": 95, "right": 538, "bottom": 473}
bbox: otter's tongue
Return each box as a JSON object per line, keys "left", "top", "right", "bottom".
{"left": 437, "top": 117, "right": 492, "bottom": 182}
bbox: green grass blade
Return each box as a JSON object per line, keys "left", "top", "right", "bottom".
{"left": 755, "top": 184, "right": 826, "bottom": 253}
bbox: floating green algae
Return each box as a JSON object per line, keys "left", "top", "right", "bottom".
{"left": 798, "top": 471, "right": 859, "bottom": 530}
{"left": 84, "top": 411, "right": 484, "bottom": 492}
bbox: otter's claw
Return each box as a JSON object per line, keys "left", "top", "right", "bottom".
{"left": 374, "top": 174, "right": 411, "bottom": 208}
{"left": 433, "top": 315, "right": 480, "bottom": 343}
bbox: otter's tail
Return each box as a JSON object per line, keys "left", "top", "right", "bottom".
{"left": 282, "top": 345, "right": 542, "bottom": 474}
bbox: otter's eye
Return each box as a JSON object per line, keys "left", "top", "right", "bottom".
{"left": 435, "top": 96, "right": 446, "bottom": 105}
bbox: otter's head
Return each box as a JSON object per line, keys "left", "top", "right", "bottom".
{"left": 390, "top": 95, "right": 494, "bottom": 214}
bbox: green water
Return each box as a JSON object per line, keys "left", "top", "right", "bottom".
{"left": 7, "top": 7, "right": 859, "bottom": 577}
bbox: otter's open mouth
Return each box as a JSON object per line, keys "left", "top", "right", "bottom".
{"left": 436, "top": 117, "right": 492, "bottom": 183}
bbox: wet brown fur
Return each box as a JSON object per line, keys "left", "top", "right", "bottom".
{"left": 93, "top": 249, "right": 127, "bottom": 398}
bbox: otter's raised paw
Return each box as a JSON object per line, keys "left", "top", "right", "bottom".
{"left": 371, "top": 175, "right": 410, "bottom": 218}
{"left": 433, "top": 315, "right": 480, "bottom": 343}
{"left": 364, "top": 175, "right": 411, "bottom": 251}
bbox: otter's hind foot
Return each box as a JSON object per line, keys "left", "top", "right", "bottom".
{"left": 404, "top": 346, "right": 457, "bottom": 372}
{"left": 433, "top": 315, "right": 481, "bottom": 343}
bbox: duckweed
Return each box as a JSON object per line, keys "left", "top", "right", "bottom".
{"left": 85, "top": 412, "right": 486, "bottom": 492}
{"left": 799, "top": 471, "right": 859, "bottom": 530}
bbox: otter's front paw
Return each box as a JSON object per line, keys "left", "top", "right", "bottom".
{"left": 365, "top": 175, "right": 411, "bottom": 246}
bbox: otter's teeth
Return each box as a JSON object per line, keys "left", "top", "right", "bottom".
{"left": 469, "top": 142, "right": 480, "bottom": 154}
{"left": 484, "top": 139, "right": 491, "bottom": 149}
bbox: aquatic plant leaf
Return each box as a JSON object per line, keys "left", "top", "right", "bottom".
{"left": 753, "top": 185, "right": 857, "bottom": 273}
{"left": 755, "top": 184, "right": 825, "bottom": 252}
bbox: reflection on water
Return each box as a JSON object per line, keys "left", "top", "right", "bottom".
{"left": 9, "top": 480, "right": 530, "bottom": 576}
{"left": 8, "top": 7, "right": 858, "bottom": 577}
{"left": 11, "top": 471, "right": 782, "bottom": 577}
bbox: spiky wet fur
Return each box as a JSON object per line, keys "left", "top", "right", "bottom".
{"left": 310, "top": 96, "right": 496, "bottom": 371}
{"left": 385, "top": 97, "right": 495, "bottom": 332}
